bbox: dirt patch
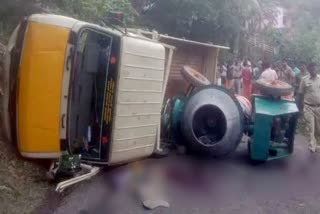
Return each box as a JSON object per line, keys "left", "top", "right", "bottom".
{"left": 0, "top": 140, "right": 51, "bottom": 213}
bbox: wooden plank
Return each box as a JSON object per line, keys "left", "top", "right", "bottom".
{"left": 203, "top": 48, "right": 219, "bottom": 83}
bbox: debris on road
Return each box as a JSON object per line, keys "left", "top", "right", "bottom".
{"left": 142, "top": 199, "right": 170, "bottom": 210}
{"left": 136, "top": 162, "right": 170, "bottom": 210}
{"left": 46, "top": 153, "right": 101, "bottom": 193}
{"left": 55, "top": 164, "right": 100, "bottom": 193}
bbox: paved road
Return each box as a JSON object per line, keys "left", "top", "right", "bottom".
{"left": 48, "top": 135, "right": 320, "bottom": 214}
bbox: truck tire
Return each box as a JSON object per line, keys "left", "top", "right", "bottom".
{"left": 181, "top": 66, "right": 210, "bottom": 87}
{"left": 181, "top": 85, "right": 244, "bottom": 157}
{"left": 255, "top": 79, "right": 293, "bottom": 97}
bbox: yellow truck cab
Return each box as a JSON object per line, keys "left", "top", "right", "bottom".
{"left": 4, "top": 14, "right": 166, "bottom": 164}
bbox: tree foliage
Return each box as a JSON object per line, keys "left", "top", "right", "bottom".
{"left": 0, "top": 0, "right": 137, "bottom": 42}
{"left": 267, "top": 0, "right": 320, "bottom": 64}
{"left": 1, "top": 0, "right": 319, "bottom": 65}
{"left": 48, "top": 0, "right": 137, "bottom": 23}
{"left": 139, "top": 0, "right": 279, "bottom": 47}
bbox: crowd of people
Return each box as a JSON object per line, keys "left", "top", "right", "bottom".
{"left": 217, "top": 59, "right": 308, "bottom": 100}
{"left": 218, "top": 59, "right": 320, "bottom": 153}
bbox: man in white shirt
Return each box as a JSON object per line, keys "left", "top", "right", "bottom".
{"left": 260, "top": 62, "right": 278, "bottom": 81}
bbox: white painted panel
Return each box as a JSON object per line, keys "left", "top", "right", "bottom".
{"left": 116, "top": 103, "right": 161, "bottom": 115}
{"left": 118, "top": 91, "right": 162, "bottom": 103}
{"left": 121, "top": 38, "right": 165, "bottom": 59}
{"left": 122, "top": 54, "right": 165, "bottom": 70}
{"left": 109, "top": 36, "right": 165, "bottom": 164}
{"left": 118, "top": 78, "right": 163, "bottom": 91}
{"left": 112, "top": 135, "right": 156, "bottom": 151}
{"left": 109, "top": 145, "right": 155, "bottom": 164}
{"left": 121, "top": 67, "right": 164, "bottom": 79}
{"left": 114, "top": 115, "right": 161, "bottom": 128}
{"left": 114, "top": 125, "right": 157, "bottom": 139}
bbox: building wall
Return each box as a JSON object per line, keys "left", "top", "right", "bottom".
{"left": 264, "top": 7, "right": 291, "bottom": 29}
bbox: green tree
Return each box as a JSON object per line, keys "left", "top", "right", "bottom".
{"left": 50, "top": 0, "right": 137, "bottom": 23}
{"left": 0, "top": 0, "right": 137, "bottom": 42}
{"left": 266, "top": 0, "right": 320, "bottom": 64}
{"left": 0, "top": 0, "right": 41, "bottom": 40}
{"left": 139, "top": 0, "right": 279, "bottom": 49}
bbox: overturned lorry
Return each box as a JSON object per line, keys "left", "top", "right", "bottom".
{"left": 2, "top": 13, "right": 299, "bottom": 173}
{"left": 2, "top": 14, "right": 168, "bottom": 165}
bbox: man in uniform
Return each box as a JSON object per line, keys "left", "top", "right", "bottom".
{"left": 298, "top": 63, "right": 320, "bottom": 152}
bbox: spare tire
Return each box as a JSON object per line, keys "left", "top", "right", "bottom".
{"left": 181, "top": 85, "right": 244, "bottom": 157}
{"left": 181, "top": 66, "right": 211, "bottom": 87}
{"left": 255, "top": 79, "right": 293, "bottom": 97}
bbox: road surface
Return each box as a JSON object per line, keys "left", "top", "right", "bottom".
{"left": 39, "top": 135, "right": 320, "bottom": 214}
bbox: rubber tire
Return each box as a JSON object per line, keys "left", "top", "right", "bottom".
{"left": 181, "top": 66, "right": 211, "bottom": 87}
{"left": 255, "top": 79, "right": 293, "bottom": 97}
{"left": 161, "top": 98, "right": 172, "bottom": 131}
{"left": 181, "top": 85, "right": 244, "bottom": 157}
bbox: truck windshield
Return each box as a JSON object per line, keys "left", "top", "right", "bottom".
{"left": 69, "top": 29, "right": 113, "bottom": 160}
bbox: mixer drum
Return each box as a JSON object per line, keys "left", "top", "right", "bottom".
{"left": 181, "top": 86, "right": 244, "bottom": 157}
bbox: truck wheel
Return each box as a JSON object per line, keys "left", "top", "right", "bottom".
{"left": 255, "top": 79, "right": 293, "bottom": 97}
{"left": 181, "top": 66, "right": 211, "bottom": 87}
{"left": 181, "top": 85, "right": 244, "bottom": 157}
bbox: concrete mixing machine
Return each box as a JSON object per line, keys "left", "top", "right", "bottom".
{"left": 162, "top": 66, "right": 299, "bottom": 162}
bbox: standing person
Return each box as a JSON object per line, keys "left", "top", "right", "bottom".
{"left": 220, "top": 63, "right": 227, "bottom": 86}
{"left": 293, "top": 66, "right": 301, "bottom": 75}
{"left": 281, "top": 61, "right": 295, "bottom": 85}
{"left": 246, "top": 58, "right": 252, "bottom": 67}
{"left": 298, "top": 63, "right": 320, "bottom": 153}
{"left": 216, "top": 64, "right": 222, "bottom": 86}
{"left": 226, "top": 63, "right": 234, "bottom": 90}
{"left": 252, "top": 61, "right": 262, "bottom": 93}
{"left": 281, "top": 61, "right": 296, "bottom": 99}
{"left": 233, "top": 60, "right": 242, "bottom": 94}
{"left": 253, "top": 61, "right": 262, "bottom": 80}
{"left": 260, "top": 62, "right": 278, "bottom": 81}
{"left": 295, "top": 64, "right": 308, "bottom": 95}
{"left": 241, "top": 61, "right": 253, "bottom": 99}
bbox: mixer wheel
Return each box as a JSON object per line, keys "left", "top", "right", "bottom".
{"left": 255, "top": 79, "right": 293, "bottom": 97}
{"left": 181, "top": 66, "right": 211, "bottom": 87}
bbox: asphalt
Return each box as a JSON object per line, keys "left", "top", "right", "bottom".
{"left": 44, "top": 135, "right": 320, "bottom": 214}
